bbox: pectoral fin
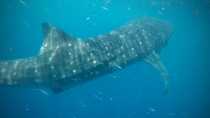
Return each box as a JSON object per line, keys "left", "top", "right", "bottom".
{"left": 144, "top": 51, "right": 169, "bottom": 94}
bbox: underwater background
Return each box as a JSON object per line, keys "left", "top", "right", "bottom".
{"left": 0, "top": 0, "right": 210, "bottom": 118}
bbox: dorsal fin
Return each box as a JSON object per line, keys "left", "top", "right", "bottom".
{"left": 39, "top": 22, "right": 76, "bottom": 55}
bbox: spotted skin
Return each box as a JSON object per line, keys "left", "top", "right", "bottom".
{"left": 0, "top": 18, "right": 172, "bottom": 93}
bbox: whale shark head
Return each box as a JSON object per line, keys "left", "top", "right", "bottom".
{"left": 137, "top": 18, "right": 172, "bottom": 50}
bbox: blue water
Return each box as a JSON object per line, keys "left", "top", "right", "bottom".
{"left": 0, "top": 0, "right": 210, "bottom": 118}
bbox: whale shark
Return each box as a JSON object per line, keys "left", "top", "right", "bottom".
{"left": 0, "top": 18, "right": 172, "bottom": 93}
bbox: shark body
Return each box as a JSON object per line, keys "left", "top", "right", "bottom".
{"left": 0, "top": 18, "right": 172, "bottom": 93}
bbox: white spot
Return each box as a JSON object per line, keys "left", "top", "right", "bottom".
{"left": 78, "top": 40, "right": 85, "bottom": 54}
{"left": 49, "top": 51, "right": 57, "bottom": 62}
{"left": 148, "top": 107, "right": 156, "bottom": 112}
{"left": 14, "top": 61, "right": 19, "bottom": 68}
{"left": 101, "top": 6, "right": 109, "bottom": 11}
{"left": 122, "top": 54, "right": 126, "bottom": 58}
{"left": 70, "top": 61, "right": 73, "bottom": 65}
{"left": 131, "top": 48, "right": 135, "bottom": 51}
{"left": 73, "top": 69, "right": 77, "bottom": 73}
{"left": 85, "top": 17, "right": 91, "bottom": 21}
{"left": 105, "top": 46, "right": 109, "bottom": 50}
{"left": 49, "top": 57, "right": 53, "bottom": 62}
{"left": 135, "top": 54, "right": 138, "bottom": 57}
{"left": 35, "top": 69, "right": 38, "bottom": 73}
{"left": 44, "top": 43, "right": 48, "bottom": 48}
{"left": 161, "top": 7, "right": 165, "bottom": 11}
{"left": 40, "top": 47, "right": 44, "bottom": 53}
{"left": 113, "top": 63, "right": 122, "bottom": 69}
{"left": 93, "top": 60, "right": 97, "bottom": 64}
{"left": 68, "top": 43, "right": 72, "bottom": 47}
{"left": 90, "top": 53, "right": 94, "bottom": 56}
{"left": 139, "top": 41, "right": 142, "bottom": 45}
{"left": 55, "top": 46, "right": 60, "bottom": 49}
{"left": 77, "top": 38, "right": 82, "bottom": 41}
{"left": 120, "top": 46, "right": 124, "bottom": 50}
{"left": 61, "top": 74, "right": 66, "bottom": 79}
{"left": 50, "top": 65, "right": 55, "bottom": 70}
{"left": 119, "top": 34, "right": 125, "bottom": 39}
